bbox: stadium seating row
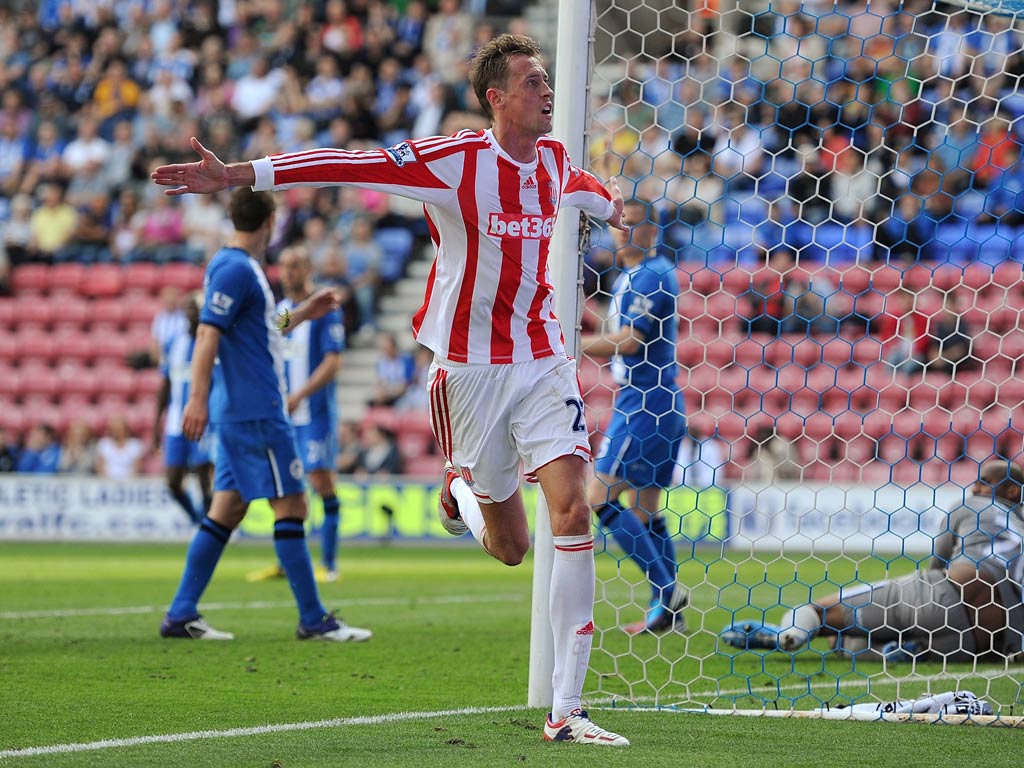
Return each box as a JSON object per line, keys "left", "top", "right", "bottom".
{"left": 0, "top": 296, "right": 164, "bottom": 331}
{"left": 9, "top": 262, "right": 205, "bottom": 297}
{"left": 677, "top": 259, "right": 1024, "bottom": 295}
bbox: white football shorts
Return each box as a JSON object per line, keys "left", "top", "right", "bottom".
{"left": 428, "top": 354, "right": 593, "bottom": 503}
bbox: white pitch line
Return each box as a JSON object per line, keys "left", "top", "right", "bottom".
{"left": 2, "top": 669, "right": 1019, "bottom": 759}
{"left": 0, "top": 593, "right": 526, "bottom": 621}
{"left": 0, "top": 705, "right": 532, "bottom": 760}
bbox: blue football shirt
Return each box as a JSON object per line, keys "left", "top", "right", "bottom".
{"left": 199, "top": 246, "right": 287, "bottom": 424}
{"left": 608, "top": 255, "right": 681, "bottom": 392}
{"left": 278, "top": 296, "right": 345, "bottom": 427}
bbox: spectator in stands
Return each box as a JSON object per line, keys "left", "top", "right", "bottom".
{"left": 0, "top": 236, "right": 10, "bottom": 296}
{"left": 395, "top": 344, "right": 433, "bottom": 412}
{"left": 131, "top": 191, "right": 187, "bottom": 263}
{"left": 1, "top": 192, "right": 32, "bottom": 266}
{"left": 95, "top": 415, "right": 146, "bottom": 480}
{"left": 742, "top": 247, "right": 795, "bottom": 336}
{"left": 746, "top": 425, "right": 801, "bottom": 484}
{"left": 673, "top": 426, "right": 726, "bottom": 491}
{"left": 110, "top": 186, "right": 142, "bottom": 263}
{"left": 336, "top": 420, "right": 363, "bottom": 475}
{"left": 367, "top": 331, "right": 415, "bottom": 407}
{"left": 181, "top": 190, "right": 228, "bottom": 264}
{"left": 18, "top": 118, "right": 65, "bottom": 196}
{"left": 879, "top": 288, "right": 929, "bottom": 376}
{"left": 91, "top": 57, "right": 141, "bottom": 131}
{"left": 355, "top": 423, "right": 404, "bottom": 479}
{"left": 16, "top": 424, "right": 61, "bottom": 474}
{"left": 26, "top": 182, "right": 77, "bottom": 264}
{"left": 344, "top": 214, "right": 383, "bottom": 331}
{"left": 422, "top": 0, "right": 473, "bottom": 84}
{"left": 59, "top": 419, "right": 97, "bottom": 475}
{"left": 0, "top": 113, "right": 26, "bottom": 198}
{"left": 926, "top": 292, "right": 974, "bottom": 374}
{"left": 60, "top": 113, "right": 112, "bottom": 182}
{"left": 58, "top": 191, "right": 113, "bottom": 264}
{"left": 0, "top": 427, "right": 17, "bottom": 472}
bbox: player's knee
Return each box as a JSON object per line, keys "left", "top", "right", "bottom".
{"left": 486, "top": 530, "right": 530, "bottom": 566}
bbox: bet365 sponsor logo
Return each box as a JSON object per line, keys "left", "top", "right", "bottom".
{"left": 487, "top": 213, "right": 555, "bottom": 240}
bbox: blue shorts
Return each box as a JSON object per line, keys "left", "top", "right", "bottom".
{"left": 213, "top": 417, "right": 305, "bottom": 503}
{"left": 163, "top": 431, "right": 214, "bottom": 469}
{"left": 594, "top": 386, "right": 685, "bottom": 488}
{"left": 294, "top": 419, "right": 337, "bottom": 473}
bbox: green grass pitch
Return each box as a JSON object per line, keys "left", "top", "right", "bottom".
{"left": 0, "top": 541, "right": 1020, "bottom": 767}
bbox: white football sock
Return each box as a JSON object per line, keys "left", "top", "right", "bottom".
{"left": 549, "top": 534, "right": 595, "bottom": 721}
{"left": 779, "top": 605, "right": 821, "bottom": 649}
{"left": 450, "top": 476, "right": 488, "bottom": 549}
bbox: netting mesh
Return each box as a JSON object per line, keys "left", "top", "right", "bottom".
{"left": 582, "top": 0, "right": 1024, "bottom": 713}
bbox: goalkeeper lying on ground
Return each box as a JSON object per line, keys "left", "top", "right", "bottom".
{"left": 723, "top": 460, "right": 1024, "bottom": 662}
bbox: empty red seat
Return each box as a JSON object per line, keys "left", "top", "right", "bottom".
{"left": 56, "top": 365, "right": 100, "bottom": 400}
{"left": 122, "top": 263, "right": 161, "bottom": 295}
{"left": 11, "top": 264, "right": 50, "bottom": 295}
{"left": 52, "top": 298, "right": 91, "bottom": 329}
{"left": 18, "top": 361, "right": 59, "bottom": 399}
{"left": 134, "top": 369, "right": 164, "bottom": 398}
{"left": 0, "top": 365, "right": 23, "bottom": 399}
{"left": 11, "top": 296, "right": 54, "bottom": 329}
{"left": 160, "top": 263, "right": 204, "bottom": 292}
{"left": 78, "top": 264, "right": 124, "bottom": 298}
{"left": 49, "top": 263, "right": 86, "bottom": 295}
{"left": 91, "top": 334, "right": 130, "bottom": 365}
{"left": 14, "top": 329, "right": 58, "bottom": 365}
{"left": 0, "top": 408, "right": 29, "bottom": 438}
{"left": 90, "top": 298, "right": 127, "bottom": 328}
{"left": 0, "top": 334, "right": 16, "bottom": 363}
{"left": 123, "top": 293, "right": 163, "bottom": 327}
{"left": 93, "top": 363, "right": 137, "bottom": 400}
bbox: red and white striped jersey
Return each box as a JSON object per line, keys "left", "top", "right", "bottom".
{"left": 251, "top": 129, "right": 615, "bottom": 364}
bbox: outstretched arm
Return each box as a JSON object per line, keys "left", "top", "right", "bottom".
{"left": 280, "top": 288, "right": 344, "bottom": 332}
{"left": 151, "top": 137, "right": 256, "bottom": 196}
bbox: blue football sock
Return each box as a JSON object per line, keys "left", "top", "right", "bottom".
{"left": 649, "top": 514, "right": 678, "bottom": 592}
{"left": 171, "top": 489, "right": 201, "bottom": 523}
{"left": 596, "top": 501, "right": 675, "bottom": 606}
{"left": 167, "top": 517, "right": 232, "bottom": 620}
{"left": 320, "top": 496, "right": 340, "bottom": 572}
{"left": 274, "top": 518, "right": 327, "bottom": 627}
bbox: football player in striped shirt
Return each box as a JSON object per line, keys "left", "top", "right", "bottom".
{"left": 154, "top": 291, "right": 213, "bottom": 525}
{"left": 247, "top": 244, "right": 346, "bottom": 583}
{"left": 153, "top": 35, "right": 627, "bottom": 745}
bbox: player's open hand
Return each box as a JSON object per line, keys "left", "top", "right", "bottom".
{"left": 151, "top": 137, "right": 230, "bottom": 196}
{"left": 606, "top": 177, "right": 629, "bottom": 233}
{"left": 303, "top": 287, "right": 343, "bottom": 321}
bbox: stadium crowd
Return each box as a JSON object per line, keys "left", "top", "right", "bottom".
{"left": 0, "top": 0, "right": 1022, "bottom": 485}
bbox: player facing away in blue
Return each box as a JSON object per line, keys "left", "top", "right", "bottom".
{"left": 153, "top": 291, "right": 213, "bottom": 525}
{"left": 247, "top": 244, "right": 346, "bottom": 584}
{"left": 160, "top": 188, "right": 371, "bottom": 642}
{"left": 581, "top": 198, "right": 688, "bottom": 635}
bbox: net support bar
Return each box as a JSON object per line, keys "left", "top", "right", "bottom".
{"left": 526, "top": 0, "right": 595, "bottom": 709}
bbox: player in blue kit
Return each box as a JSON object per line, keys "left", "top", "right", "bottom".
{"left": 582, "top": 198, "right": 688, "bottom": 635}
{"left": 154, "top": 291, "right": 213, "bottom": 525}
{"left": 248, "top": 244, "right": 346, "bottom": 584}
{"left": 159, "top": 187, "right": 371, "bottom": 642}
